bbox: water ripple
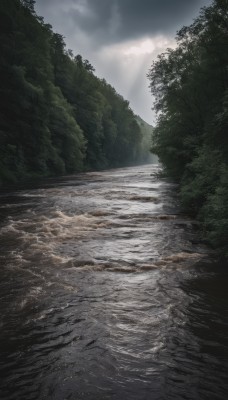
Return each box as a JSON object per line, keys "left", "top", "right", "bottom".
{"left": 0, "top": 165, "right": 227, "bottom": 400}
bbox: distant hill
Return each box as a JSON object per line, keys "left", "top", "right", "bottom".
{"left": 135, "top": 116, "right": 158, "bottom": 164}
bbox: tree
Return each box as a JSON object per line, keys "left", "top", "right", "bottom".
{"left": 0, "top": 0, "right": 146, "bottom": 183}
{"left": 147, "top": 0, "right": 228, "bottom": 253}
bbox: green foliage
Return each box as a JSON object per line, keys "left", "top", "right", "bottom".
{"left": 148, "top": 0, "right": 228, "bottom": 255}
{"left": 180, "top": 146, "right": 222, "bottom": 213}
{"left": 0, "top": 0, "right": 148, "bottom": 184}
{"left": 202, "top": 165, "right": 228, "bottom": 254}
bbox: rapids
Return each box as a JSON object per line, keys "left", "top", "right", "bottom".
{"left": 0, "top": 164, "right": 227, "bottom": 399}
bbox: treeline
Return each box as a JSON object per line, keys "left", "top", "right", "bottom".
{"left": 135, "top": 116, "right": 158, "bottom": 164}
{"left": 0, "top": 0, "right": 150, "bottom": 185}
{"left": 148, "top": 0, "right": 228, "bottom": 255}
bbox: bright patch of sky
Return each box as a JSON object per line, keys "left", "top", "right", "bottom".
{"left": 35, "top": 0, "right": 212, "bottom": 124}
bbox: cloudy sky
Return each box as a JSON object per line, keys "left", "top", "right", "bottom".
{"left": 35, "top": 0, "right": 211, "bottom": 125}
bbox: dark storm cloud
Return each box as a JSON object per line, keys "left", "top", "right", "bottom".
{"left": 35, "top": 0, "right": 211, "bottom": 46}
{"left": 34, "top": 0, "right": 211, "bottom": 124}
{"left": 73, "top": 0, "right": 207, "bottom": 41}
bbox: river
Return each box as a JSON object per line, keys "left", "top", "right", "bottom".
{"left": 0, "top": 164, "right": 227, "bottom": 400}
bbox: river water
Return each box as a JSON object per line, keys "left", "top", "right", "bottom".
{"left": 0, "top": 164, "right": 227, "bottom": 400}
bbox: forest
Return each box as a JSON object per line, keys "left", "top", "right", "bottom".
{"left": 0, "top": 0, "right": 152, "bottom": 185}
{"left": 1, "top": 0, "right": 227, "bottom": 256}
{"left": 148, "top": 0, "right": 228, "bottom": 255}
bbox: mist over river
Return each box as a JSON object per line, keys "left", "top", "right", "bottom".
{"left": 0, "top": 164, "right": 227, "bottom": 400}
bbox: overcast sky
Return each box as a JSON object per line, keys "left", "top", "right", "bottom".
{"left": 35, "top": 0, "right": 212, "bottom": 125}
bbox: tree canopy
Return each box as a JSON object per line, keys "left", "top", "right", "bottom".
{"left": 0, "top": 0, "right": 151, "bottom": 184}
{"left": 148, "top": 0, "right": 228, "bottom": 255}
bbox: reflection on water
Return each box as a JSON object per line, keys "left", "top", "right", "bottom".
{"left": 0, "top": 164, "right": 227, "bottom": 400}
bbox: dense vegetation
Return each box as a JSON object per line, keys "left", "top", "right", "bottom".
{"left": 0, "top": 0, "right": 152, "bottom": 185}
{"left": 148, "top": 0, "right": 228, "bottom": 255}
